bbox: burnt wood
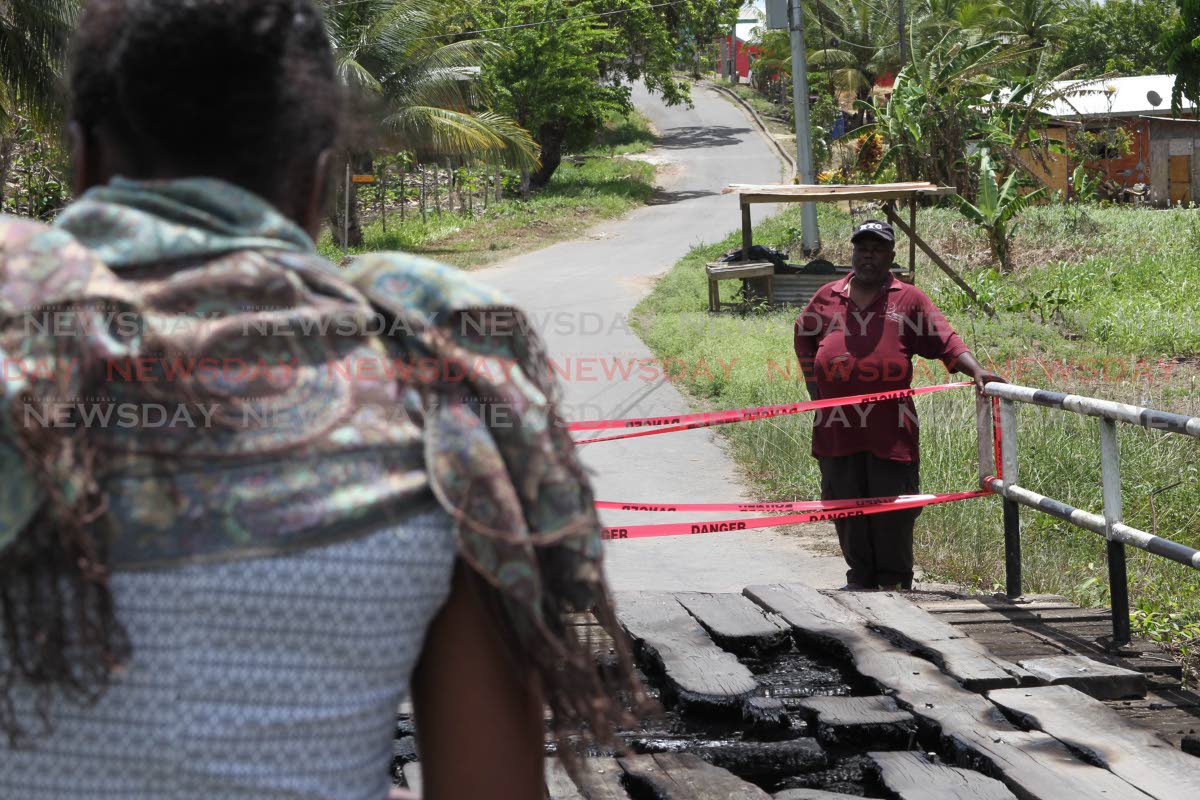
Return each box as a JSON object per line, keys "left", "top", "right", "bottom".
{"left": 675, "top": 591, "right": 792, "bottom": 654}
{"left": 616, "top": 592, "right": 758, "bottom": 714}
{"left": 833, "top": 591, "right": 1030, "bottom": 690}
{"left": 618, "top": 753, "right": 772, "bottom": 800}
{"left": 990, "top": 685, "right": 1200, "bottom": 800}
{"left": 745, "top": 584, "right": 1154, "bottom": 800}
{"left": 1018, "top": 656, "right": 1147, "bottom": 700}
{"left": 869, "top": 750, "right": 1017, "bottom": 800}
{"left": 793, "top": 695, "right": 916, "bottom": 747}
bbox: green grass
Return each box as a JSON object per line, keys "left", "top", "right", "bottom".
{"left": 318, "top": 111, "right": 657, "bottom": 269}
{"left": 632, "top": 201, "right": 1200, "bottom": 678}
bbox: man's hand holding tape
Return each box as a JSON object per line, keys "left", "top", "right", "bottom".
{"left": 794, "top": 219, "right": 1005, "bottom": 592}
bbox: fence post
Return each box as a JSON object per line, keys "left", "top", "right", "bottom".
{"left": 999, "top": 398, "right": 1022, "bottom": 599}
{"left": 1099, "top": 418, "right": 1131, "bottom": 647}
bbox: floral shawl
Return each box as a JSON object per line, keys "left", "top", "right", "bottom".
{"left": 0, "top": 177, "right": 639, "bottom": 757}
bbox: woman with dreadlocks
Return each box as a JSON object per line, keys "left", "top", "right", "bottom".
{"left": 0, "top": 1, "right": 644, "bottom": 797}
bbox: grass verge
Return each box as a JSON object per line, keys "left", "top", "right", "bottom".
{"left": 633, "top": 200, "right": 1200, "bottom": 681}
{"left": 317, "top": 111, "right": 657, "bottom": 269}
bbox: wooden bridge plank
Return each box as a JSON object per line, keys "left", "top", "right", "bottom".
{"left": 793, "top": 695, "right": 916, "bottom": 748}
{"left": 615, "top": 592, "right": 758, "bottom": 714}
{"left": 833, "top": 591, "right": 1030, "bottom": 690}
{"left": 674, "top": 591, "right": 791, "bottom": 653}
{"left": 868, "top": 750, "right": 1017, "bottom": 800}
{"left": 545, "top": 757, "right": 630, "bottom": 800}
{"left": 934, "top": 608, "right": 1116, "bottom": 626}
{"left": 990, "top": 685, "right": 1200, "bottom": 800}
{"left": 618, "top": 752, "right": 772, "bottom": 800}
{"left": 744, "top": 584, "right": 1153, "bottom": 800}
{"left": 691, "top": 738, "right": 827, "bottom": 779}
{"left": 406, "top": 758, "right": 630, "bottom": 799}
{"left": 1019, "top": 656, "right": 1146, "bottom": 700}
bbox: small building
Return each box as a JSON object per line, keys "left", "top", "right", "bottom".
{"left": 718, "top": 34, "right": 761, "bottom": 82}
{"left": 1031, "top": 74, "right": 1197, "bottom": 204}
{"left": 1143, "top": 116, "right": 1200, "bottom": 205}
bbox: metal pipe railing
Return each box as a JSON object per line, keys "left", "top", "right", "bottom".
{"left": 975, "top": 383, "right": 1200, "bottom": 648}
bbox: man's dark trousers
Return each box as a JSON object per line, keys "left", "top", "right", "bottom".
{"left": 818, "top": 452, "right": 921, "bottom": 589}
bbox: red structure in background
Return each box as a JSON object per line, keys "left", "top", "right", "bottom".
{"left": 721, "top": 34, "right": 761, "bottom": 81}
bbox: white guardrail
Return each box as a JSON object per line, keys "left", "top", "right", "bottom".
{"left": 975, "top": 383, "right": 1200, "bottom": 647}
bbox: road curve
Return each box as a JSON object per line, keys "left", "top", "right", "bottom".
{"left": 480, "top": 83, "right": 846, "bottom": 592}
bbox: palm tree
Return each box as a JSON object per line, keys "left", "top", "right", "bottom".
{"left": 0, "top": 0, "right": 80, "bottom": 202}
{"left": 317, "top": 0, "right": 538, "bottom": 244}
{"left": 916, "top": 0, "right": 1001, "bottom": 38}
{"left": 989, "top": 0, "right": 1069, "bottom": 49}
{"left": 806, "top": 0, "right": 903, "bottom": 122}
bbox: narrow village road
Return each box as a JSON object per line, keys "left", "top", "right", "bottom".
{"left": 481, "top": 83, "right": 846, "bottom": 592}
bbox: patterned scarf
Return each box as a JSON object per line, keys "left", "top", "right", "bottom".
{"left": 0, "top": 177, "right": 642, "bottom": 760}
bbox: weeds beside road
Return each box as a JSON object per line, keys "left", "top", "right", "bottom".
{"left": 318, "top": 112, "right": 657, "bottom": 269}
{"left": 633, "top": 201, "right": 1200, "bottom": 681}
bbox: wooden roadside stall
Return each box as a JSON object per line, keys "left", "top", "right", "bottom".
{"left": 706, "top": 182, "right": 995, "bottom": 317}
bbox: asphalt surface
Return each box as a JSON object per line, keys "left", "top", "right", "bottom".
{"left": 480, "top": 83, "right": 846, "bottom": 592}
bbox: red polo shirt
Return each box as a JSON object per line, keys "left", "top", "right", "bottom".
{"left": 794, "top": 273, "right": 969, "bottom": 463}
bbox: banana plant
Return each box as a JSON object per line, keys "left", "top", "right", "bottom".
{"left": 957, "top": 149, "right": 1044, "bottom": 271}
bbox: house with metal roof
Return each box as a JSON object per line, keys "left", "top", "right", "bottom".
{"left": 1034, "top": 75, "right": 1199, "bottom": 205}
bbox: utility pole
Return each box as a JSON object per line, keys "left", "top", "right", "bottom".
{"left": 897, "top": 0, "right": 908, "bottom": 65}
{"left": 788, "top": 0, "right": 821, "bottom": 253}
{"left": 729, "top": 22, "right": 738, "bottom": 83}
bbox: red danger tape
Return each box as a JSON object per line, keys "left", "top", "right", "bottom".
{"left": 571, "top": 382, "right": 971, "bottom": 445}
{"left": 599, "top": 488, "right": 989, "bottom": 540}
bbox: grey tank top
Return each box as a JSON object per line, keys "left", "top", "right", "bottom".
{"left": 0, "top": 507, "right": 456, "bottom": 799}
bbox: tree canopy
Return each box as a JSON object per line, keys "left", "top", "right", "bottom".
{"left": 1052, "top": 0, "right": 1174, "bottom": 78}
{"left": 476, "top": 0, "right": 742, "bottom": 187}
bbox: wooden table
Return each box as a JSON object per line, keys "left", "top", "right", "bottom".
{"left": 715, "top": 182, "right": 995, "bottom": 316}
{"left": 704, "top": 260, "right": 775, "bottom": 312}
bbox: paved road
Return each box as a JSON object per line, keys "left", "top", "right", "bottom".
{"left": 481, "top": 83, "right": 846, "bottom": 592}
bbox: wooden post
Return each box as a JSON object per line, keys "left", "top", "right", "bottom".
{"left": 883, "top": 204, "right": 995, "bottom": 317}
{"left": 380, "top": 162, "right": 387, "bottom": 234}
{"left": 343, "top": 160, "right": 350, "bottom": 252}
{"left": 468, "top": 164, "right": 474, "bottom": 215}
{"left": 400, "top": 165, "right": 406, "bottom": 221}
{"left": 495, "top": 167, "right": 502, "bottom": 202}
{"left": 419, "top": 165, "right": 427, "bottom": 224}
{"left": 740, "top": 201, "right": 753, "bottom": 259}
{"left": 446, "top": 158, "right": 454, "bottom": 213}
{"left": 433, "top": 164, "right": 441, "bottom": 214}
{"left": 908, "top": 201, "right": 917, "bottom": 278}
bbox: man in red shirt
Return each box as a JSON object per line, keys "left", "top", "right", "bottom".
{"left": 794, "top": 219, "right": 1003, "bottom": 591}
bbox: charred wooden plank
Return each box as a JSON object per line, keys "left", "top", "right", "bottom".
{"left": 935, "top": 608, "right": 1115, "bottom": 626}
{"left": 742, "top": 696, "right": 796, "bottom": 740}
{"left": 618, "top": 752, "right": 772, "bottom": 800}
{"left": 1019, "top": 656, "right": 1146, "bottom": 700}
{"left": 675, "top": 591, "right": 791, "bottom": 654}
{"left": 545, "top": 757, "right": 629, "bottom": 800}
{"left": 990, "top": 685, "right": 1200, "bottom": 800}
{"left": 616, "top": 592, "right": 757, "bottom": 714}
{"left": 745, "top": 584, "right": 1153, "bottom": 800}
{"left": 793, "top": 695, "right": 916, "bottom": 748}
{"left": 405, "top": 758, "right": 629, "bottom": 800}
{"left": 833, "top": 591, "right": 1030, "bottom": 690}
{"left": 691, "top": 738, "right": 828, "bottom": 780}
{"left": 868, "top": 750, "right": 1017, "bottom": 800}
{"left": 918, "top": 597, "right": 1077, "bottom": 614}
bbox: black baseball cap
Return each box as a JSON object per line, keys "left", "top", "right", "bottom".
{"left": 851, "top": 219, "right": 895, "bottom": 244}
